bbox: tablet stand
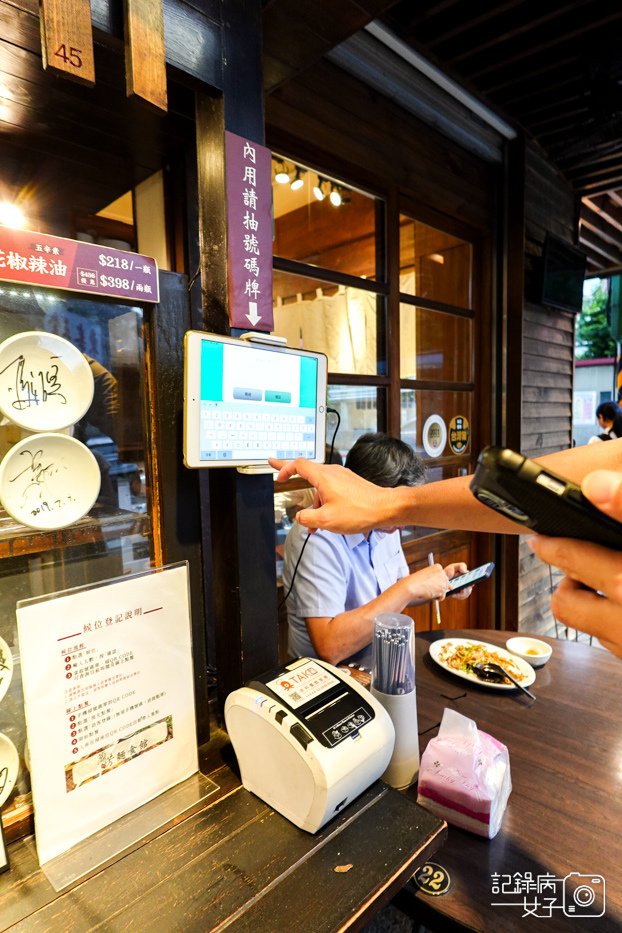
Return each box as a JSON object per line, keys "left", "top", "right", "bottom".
{"left": 236, "top": 464, "right": 278, "bottom": 475}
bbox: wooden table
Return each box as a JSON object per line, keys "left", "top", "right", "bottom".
{"left": 0, "top": 733, "right": 445, "bottom": 932}
{"left": 396, "top": 629, "right": 622, "bottom": 933}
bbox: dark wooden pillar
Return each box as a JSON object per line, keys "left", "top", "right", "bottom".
{"left": 496, "top": 134, "right": 525, "bottom": 630}
{"left": 194, "top": 0, "right": 278, "bottom": 705}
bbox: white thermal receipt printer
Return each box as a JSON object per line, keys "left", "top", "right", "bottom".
{"left": 224, "top": 657, "right": 395, "bottom": 833}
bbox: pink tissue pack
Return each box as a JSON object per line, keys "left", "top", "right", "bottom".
{"left": 417, "top": 708, "right": 511, "bottom": 838}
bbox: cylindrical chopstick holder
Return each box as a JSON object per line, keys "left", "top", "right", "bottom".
{"left": 371, "top": 612, "right": 419, "bottom": 789}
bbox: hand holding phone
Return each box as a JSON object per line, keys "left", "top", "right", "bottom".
{"left": 447, "top": 562, "right": 495, "bottom": 595}
{"left": 470, "top": 447, "right": 622, "bottom": 549}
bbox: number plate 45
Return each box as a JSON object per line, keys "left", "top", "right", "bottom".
{"left": 39, "top": 0, "right": 96, "bottom": 86}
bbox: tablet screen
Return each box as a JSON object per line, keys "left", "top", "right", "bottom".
{"left": 183, "top": 331, "right": 327, "bottom": 469}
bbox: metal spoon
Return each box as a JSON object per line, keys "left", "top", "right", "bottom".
{"left": 473, "top": 662, "right": 536, "bottom": 700}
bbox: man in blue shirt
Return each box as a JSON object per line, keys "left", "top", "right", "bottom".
{"left": 282, "top": 433, "right": 472, "bottom": 665}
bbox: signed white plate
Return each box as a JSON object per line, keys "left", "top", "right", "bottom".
{"left": 0, "top": 433, "right": 101, "bottom": 530}
{"left": 0, "top": 732, "right": 19, "bottom": 807}
{"left": 429, "top": 637, "right": 536, "bottom": 690}
{"left": 0, "top": 331, "right": 94, "bottom": 431}
{"left": 0, "top": 635, "right": 13, "bottom": 704}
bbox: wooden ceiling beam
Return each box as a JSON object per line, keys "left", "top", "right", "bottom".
{"left": 455, "top": 10, "right": 621, "bottom": 78}
{"left": 568, "top": 156, "right": 622, "bottom": 185}
{"left": 580, "top": 173, "right": 622, "bottom": 197}
{"left": 559, "top": 147, "right": 622, "bottom": 174}
{"left": 527, "top": 105, "right": 590, "bottom": 134}
{"left": 494, "top": 73, "right": 581, "bottom": 111}
{"left": 582, "top": 195, "right": 622, "bottom": 233}
{"left": 414, "top": 0, "right": 529, "bottom": 49}
{"left": 580, "top": 213, "right": 622, "bottom": 251}
{"left": 578, "top": 228, "right": 622, "bottom": 265}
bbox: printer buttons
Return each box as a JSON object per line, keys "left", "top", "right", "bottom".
{"left": 275, "top": 709, "right": 287, "bottom": 725}
{"left": 290, "top": 723, "right": 314, "bottom": 749}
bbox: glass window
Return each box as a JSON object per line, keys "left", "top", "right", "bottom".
{"left": 399, "top": 216, "right": 472, "bottom": 308}
{"left": 400, "top": 388, "right": 473, "bottom": 464}
{"left": 327, "top": 385, "right": 385, "bottom": 462}
{"left": 400, "top": 304, "right": 473, "bottom": 382}
{"left": 272, "top": 270, "right": 386, "bottom": 376}
{"left": 272, "top": 156, "right": 381, "bottom": 281}
{"left": 0, "top": 285, "right": 152, "bottom": 824}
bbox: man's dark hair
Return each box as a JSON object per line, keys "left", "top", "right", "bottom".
{"left": 344, "top": 432, "right": 425, "bottom": 488}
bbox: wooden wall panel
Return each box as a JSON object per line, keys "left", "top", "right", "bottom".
{"left": 520, "top": 143, "right": 578, "bottom": 637}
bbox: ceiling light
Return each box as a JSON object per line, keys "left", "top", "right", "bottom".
{"left": 329, "top": 186, "right": 342, "bottom": 207}
{"left": 0, "top": 202, "right": 26, "bottom": 228}
{"left": 290, "top": 169, "right": 304, "bottom": 191}
{"left": 313, "top": 177, "right": 326, "bottom": 201}
{"left": 274, "top": 162, "right": 290, "bottom": 184}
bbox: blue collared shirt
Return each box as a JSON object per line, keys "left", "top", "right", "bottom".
{"left": 282, "top": 521, "right": 408, "bottom": 660}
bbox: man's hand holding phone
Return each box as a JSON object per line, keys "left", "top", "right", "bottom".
{"left": 528, "top": 470, "right": 622, "bottom": 659}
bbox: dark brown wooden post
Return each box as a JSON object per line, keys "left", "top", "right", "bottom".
{"left": 124, "top": 0, "right": 168, "bottom": 111}
{"left": 496, "top": 135, "right": 525, "bottom": 631}
{"left": 194, "top": 0, "right": 278, "bottom": 706}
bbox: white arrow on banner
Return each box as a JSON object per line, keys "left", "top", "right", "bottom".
{"left": 246, "top": 301, "right": 262, "bottom": 326}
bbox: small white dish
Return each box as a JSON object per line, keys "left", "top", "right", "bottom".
{"left": 0, "top": 635, "right": 13, "bottom": 704}
{"left": 0, "top": 331, "right": 94, "bottom": 431}
{"left": 506, "top": 636, "right": 552, "bottom": 668}
{"left": 0, "top": 732, "right": 19, "bottom": 806}
{"left": 0, "top": 433, "right": 101, "bottom": 530}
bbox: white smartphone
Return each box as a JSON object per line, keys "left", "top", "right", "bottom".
{"left": 447, "top": 561, "right": 495, "bottom": 594}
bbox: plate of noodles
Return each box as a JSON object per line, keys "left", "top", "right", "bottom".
{"left": 429, "top": 638, "right": 536, "bottom": 689}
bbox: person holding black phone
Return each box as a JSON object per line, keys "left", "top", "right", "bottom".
{"left": 271, "top": 439, "right": 622, "bottom": 661}
{"left": 528, "top": 469, "right": 622, "bottom": 659}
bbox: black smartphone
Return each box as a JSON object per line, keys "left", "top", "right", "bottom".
{"left": 470, "top": 446, "right": 622, "bottom": 549}
{"left": 447, "top": 561, "right": 495, "bottom": 594}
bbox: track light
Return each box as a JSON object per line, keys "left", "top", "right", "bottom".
{"left": 290, "top": 168, "right": 304, "bottom": 191}
{"left": 313, "top": 177, "right": 326, "bottom": 201}
{"left": 274, "top": 161, "right": 290, "bottom": 184}
{"left": 329, "top": 185, "right": 342, "bottom": 207}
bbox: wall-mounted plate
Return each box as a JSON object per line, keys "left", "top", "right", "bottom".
{"left": 0, "top": 636, "right": 13, "bottom": 704}
{"left": 0, "top": 733, "right": 19, "bottom": 807}
{"left": 0, "top": 331, "right": 94, "bottom": 431}
{"left": 0, "top": 433, "right": 101, "bottom": 529}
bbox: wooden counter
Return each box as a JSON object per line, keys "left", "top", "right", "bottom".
{"left": 0, "top": 733, "right": 445, "bottom": 932}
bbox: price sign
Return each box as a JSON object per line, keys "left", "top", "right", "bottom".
{"left": 40, "top": 0, "right": 95, "bottom": 86}
{"left": 0, "top": 227, "right": 159, "bottom": 303}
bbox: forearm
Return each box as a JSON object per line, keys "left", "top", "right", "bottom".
{"left": 386, "top": 441, "right": 622, "bottom": 535}
{"left": 386, "top": 476, "right": 523, "bottom": 534}
{"left": 309, "top": 578, "right": 415, "bottom": 665}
